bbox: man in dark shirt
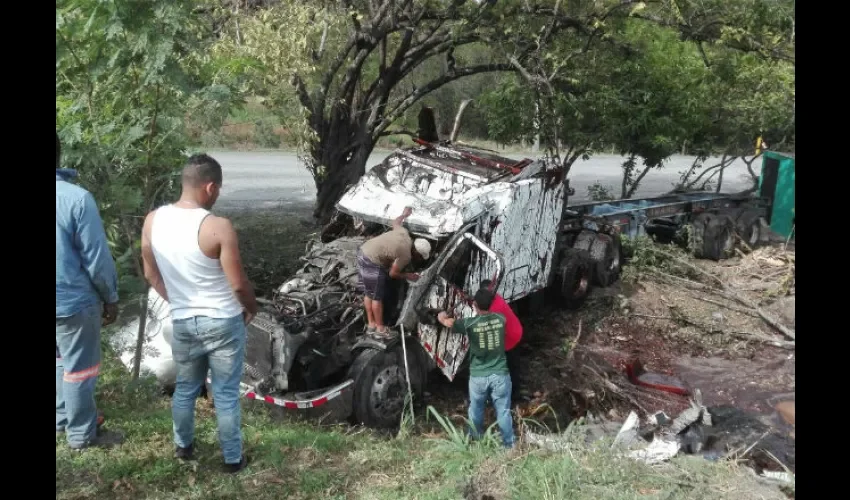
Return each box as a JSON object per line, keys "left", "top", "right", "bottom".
{"left": 437, "top": 288, "right": 515, "bottom": 448}
{"left": 480, "top": 279, "right": 523, "bottom": 399}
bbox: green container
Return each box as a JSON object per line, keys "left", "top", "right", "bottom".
{"left": 758, "top": 151, "right": 795, "bottom": 238}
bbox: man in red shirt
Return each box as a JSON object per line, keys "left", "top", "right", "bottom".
{"left": 481, "top": 280, "right": 523, "bottom": 398}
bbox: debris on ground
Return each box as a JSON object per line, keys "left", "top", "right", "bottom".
{"left": 524, "top": 386, "right": 794, "bottom": 480}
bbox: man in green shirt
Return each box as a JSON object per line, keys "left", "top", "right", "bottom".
{"left": 437, "top": 287, "right": 515, "bottom": 448}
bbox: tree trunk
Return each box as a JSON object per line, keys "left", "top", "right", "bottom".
{"left": 312, "top": 139, "right": 376, "bottom": 224}
{"left": 132, "top": 286, "right": 149, "bottom": 381}
{"left": 715, "top": 161, "right": 724, "bottom": 193}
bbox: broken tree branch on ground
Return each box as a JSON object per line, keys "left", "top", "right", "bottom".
{"left": 629, "top": 312, "right": 795, "bottom": 350}
{"left": 645, "top": 266, "right": 795, "bottom": 343}
{"left": 642, "top": 247, "right": 795, "bottom": 341}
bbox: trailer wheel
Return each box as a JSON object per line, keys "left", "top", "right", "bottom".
{"left": 572, "top": 230, "right": 621, "bottom": 287}
{"left": 687, "top": 213, "right": 711, "bottom": 259}
{"left": 703, "top": 215, "right": 736, "bottom": 261}
{"left": 645, "top": 218, "right": 678, "bottom": 244}
{"left": 348, "top": 342, "right": 425, "bottom": 429}
{"left": 558, "top": 249, "right": 592, "bottom": 309}
{"left": 735, "top": 209, "right": 764, "bottom": 249}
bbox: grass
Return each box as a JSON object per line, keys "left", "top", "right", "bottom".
{"left": 57, "top": 353, "right": 790, "bottom": 500}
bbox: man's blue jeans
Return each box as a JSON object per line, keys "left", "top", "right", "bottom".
{"left": 468, "top": 373, "right": 515, "bottom": 448}
{"left": 171, "top": 314, "right": 246, "bottom": 464}
{"left": 56, "top": 303, "right": 102, "bottom": 447}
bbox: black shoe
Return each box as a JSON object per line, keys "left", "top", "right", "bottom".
{"left": 222, "top": 455, "right": 248, "bottom": 474}
{"left": 69, "top": 429, "right": 124, "bottom": 451}
{"left": 175, "top": 444, "right": 195, "bottom": 461}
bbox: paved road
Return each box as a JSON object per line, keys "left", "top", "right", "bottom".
{"left": 210, "top": 150, "right": 760, "bottom": 210}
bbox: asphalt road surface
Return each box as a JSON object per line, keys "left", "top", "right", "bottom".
{"left": 210, "top": 150, "right": 760, "bottom": 211}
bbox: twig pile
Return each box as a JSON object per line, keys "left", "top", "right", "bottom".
{"left": 728, "top": 246, "right": 795, "bottom": 298}
{"left": 640, "top": 244, "right": 796, "bottom": 348}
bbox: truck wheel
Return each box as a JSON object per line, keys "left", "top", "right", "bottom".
{"left": 703, "top": 215, "right": 736, "bottom": 261}
{"left": 645, "top": 218, "right": 678, "bottom": 244}
{"left": 348, "top": 343, "right": 425, "bottom": 429}
{"left": 572, "top": 230, "right": 621, "bottom": 287}
{"left": 558, "top": 249, "right": 592, "bottom": 309}
{"left": 687, "top": 213, "right": 711, "bottom": 259}
{"left": 591, "top": 234, "right": 622, "bottom": 286}
{"left": 735, "top": 209, "right": 764, "bottom": 249}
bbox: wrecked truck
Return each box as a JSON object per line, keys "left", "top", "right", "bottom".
{"left": 114, "top": 141, "right": 608, "bottom": 428}
{"left": 113, "top": 140, "right": 767, "bottom": 429}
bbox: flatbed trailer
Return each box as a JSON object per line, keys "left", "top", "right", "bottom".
{"left": 552, "top": 189, "right": 770, "bottom": 296}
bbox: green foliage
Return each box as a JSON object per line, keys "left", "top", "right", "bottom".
{"left": 479, "top": 75, "right": 538, "bottom": 146}
{"left": 586, "top": 182, "right": 616, "bottom": 202}
{"left": 620, "top": 234, "right": 702, "bottom": 283}
{"left": 254, "top": 117, "right": 281, "bottom": 149}
{"left": 57, "top": 0, "right": 241, "bottom": 302}
{"left": 478, "top": 1, "right": 794, "bottom": 196}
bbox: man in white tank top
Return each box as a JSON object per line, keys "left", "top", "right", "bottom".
{"left": 141, "top": 154, "right": 257, "bottom": 474}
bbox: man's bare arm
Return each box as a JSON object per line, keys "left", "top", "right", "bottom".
{"left": 141, "top": 212, "right": 169, "bottom": 301}
{"left": 213, "top": 216, "right": 258, "bottom": 320}
{"left": 392, "top": 206, "right": 413, "bottom": 230}
{"left": 437, "top": 311, "right": 456, "bottom": 329}
{"left": 389, "top": 260, "right": 419, "bottom": 281}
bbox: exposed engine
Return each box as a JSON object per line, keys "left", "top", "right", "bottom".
{"left": 246, "top": 236, "right": 396, "bottom": 395}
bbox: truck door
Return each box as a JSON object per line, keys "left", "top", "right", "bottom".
{"left": 415, "top": 232, "right": 504, "bottom": 381}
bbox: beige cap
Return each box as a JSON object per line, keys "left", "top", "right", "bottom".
{"left": 414, "top": 238, "right": 431, "bottom": 260}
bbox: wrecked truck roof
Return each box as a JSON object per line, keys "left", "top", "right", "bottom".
{"left": 337, "top": 144, "right": 540, "bottom": 238}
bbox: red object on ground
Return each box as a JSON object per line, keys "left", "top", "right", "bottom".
{"left": 489, "top": 294, "right": 523, "bottom": 351}
{"left": 625, "top": 359, "right": 691, "bottom": 396}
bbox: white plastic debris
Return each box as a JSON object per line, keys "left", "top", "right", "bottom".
{"left": 523, "top": 430, "right": 571, "bottom": 453}
{"left": 762, "top": 471, "right": 795, "bottom": 484}
{"left": 612, "top": 411, "right": 642, "bottom": 450}
{"left": 627, "top": 438, "right": 681, "bottom": 465}
{"left": 647, "top": 411, "right": 671, "bottom": 427}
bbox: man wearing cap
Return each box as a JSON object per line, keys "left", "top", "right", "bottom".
{"left": 357, "top": 207, "right": 431, "bottom": 338}
{"left": 480, "top": 279, "right": 523, "bottom": 398}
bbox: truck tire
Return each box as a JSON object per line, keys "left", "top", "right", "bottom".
{"left": 645, "top": 218, "right": 678, "bottom": 244}
{"left": 735, "top": 209, "right": 764, "bottom": 249}
{"left": 348, "top": 342, "right": 425, "bottom": 429}
{"left": 558, "top": 249, "right": 592, "bottom": 309}
{"left": 703, "top": 215, "right": 736, "bottom": 261}
{"left": 687, "top": 213, "right": 711, "bottom": 259}
{"left": 572, "top": 230, "right": 621, "bottom": 287}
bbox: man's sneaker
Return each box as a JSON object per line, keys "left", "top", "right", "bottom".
{"left": 175, "top": 444, "right": 195, "bottom": 461}
{"left": 372, "top": 328, "right": 397, "bottom": 340}
{"left": 222, "top": 455, "right": 249, "bottom": 474}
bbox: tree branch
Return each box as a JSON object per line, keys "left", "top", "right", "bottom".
{"left": 378, "top": 128, "right": 416, "bottom": 138}
{"left": 373, "top": 62, "right": 515, "bottom": 138}
{"left": 290, "top": 74, "right": 313, "bottom": 113}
